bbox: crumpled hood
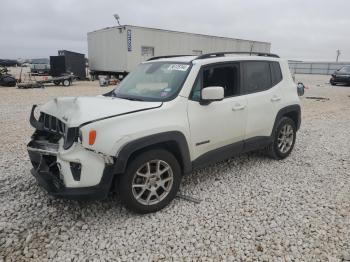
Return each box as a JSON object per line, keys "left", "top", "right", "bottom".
{"left": 40, "top": 96, "right": 162, "bottom": 127}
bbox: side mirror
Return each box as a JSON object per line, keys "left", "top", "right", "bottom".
{"left": 200, "top": 86, "right": 224, "bottom": 105}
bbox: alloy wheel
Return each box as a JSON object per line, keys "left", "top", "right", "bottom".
{"left": 277, "top": 124, "right": 294, "bottom": 153}
{"left": 131, "top": 160, "right": 174, "bottom": 205}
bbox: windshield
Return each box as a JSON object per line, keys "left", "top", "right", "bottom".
{"left": 113, "top": 62, "right": 191, "bottom": 101}
{"left": 339, "top": 66, "right": 350, "bottom": 73}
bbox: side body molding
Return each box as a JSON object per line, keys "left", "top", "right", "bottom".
{"left": 114, "top": 131, "right": 192, "bottom": 175}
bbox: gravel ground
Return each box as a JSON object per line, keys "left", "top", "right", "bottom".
{"left": 0, "top": 74, "right": 349, "bottom": 261}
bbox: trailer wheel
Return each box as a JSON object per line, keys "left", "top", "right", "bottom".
{"left": 53, "top": 81, "right": 61, "bottom": 86}
{"left": 63, "top": 79, "right": 71, "bottom": 86}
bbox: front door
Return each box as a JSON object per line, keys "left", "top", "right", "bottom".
{"left": 187, "top": 63, "right": 247, "bottom": 161}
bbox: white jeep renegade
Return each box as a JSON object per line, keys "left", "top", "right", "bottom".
{"left": 28, "top": 52, "right": 301, "bottom": 213}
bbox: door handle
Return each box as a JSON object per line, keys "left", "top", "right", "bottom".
{"left": 271, "top": 96, "right": 281, "bottom": 102}
{"left": 232, "top": 104, "right": 246, "bottom": 111}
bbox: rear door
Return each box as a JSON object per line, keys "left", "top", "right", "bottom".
{"left": 242, "top": 61, "right": 283, "bottom": 139}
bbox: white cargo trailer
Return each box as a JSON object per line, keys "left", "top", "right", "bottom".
{"left": 87, "top": 25, "right": 271, "bottom": 78}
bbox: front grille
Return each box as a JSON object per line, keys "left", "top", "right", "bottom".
{"left": 40, "top": 113, "right": 66, "bottom": 135}
{"left": 37, "top": 112, "right": 78, "bottom": 150}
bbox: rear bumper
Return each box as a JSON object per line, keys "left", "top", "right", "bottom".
{"left": 28, "top": 143, "right": 117, "bottom": 200}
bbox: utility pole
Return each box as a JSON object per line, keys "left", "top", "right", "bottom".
{"left": 249, "top": 41, "right": 255, "bottom": 55}
{"left": 336, "top": 50, "right": 341, "bottom": 62}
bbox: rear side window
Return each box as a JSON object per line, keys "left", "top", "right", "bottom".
{"left": 270, "top": 62, "right": 282, "bottom": 86}
{"left": 242, "top": 61, "right": 271, "bottom": 94}
{"left": 339, "top": 66, "right": 350, "bottom": 73}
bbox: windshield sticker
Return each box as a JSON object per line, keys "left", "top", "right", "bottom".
{"left": 168, "top": 64, "right": 189, "bottom": 71}
{"left": 160, "top": 91, "right": 169, "bottom": 97}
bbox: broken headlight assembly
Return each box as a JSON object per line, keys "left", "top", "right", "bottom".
{"left": 30, "top": 105, "right": 79, "bottom": 150}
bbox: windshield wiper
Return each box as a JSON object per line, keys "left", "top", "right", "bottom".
{"left": 103, "top": 90, "right": 116, "bottom": 97}
{"left": 118, "top": 96, "right": 145, "bottom": 101}
{"left": 125, "top": 97, "right": 144, "bottom": 101}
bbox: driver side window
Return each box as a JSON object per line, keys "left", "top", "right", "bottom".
{"left": 190, "top": 63, "right": 240, "bottom": 101}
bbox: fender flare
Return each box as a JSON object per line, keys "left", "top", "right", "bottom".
{"left": 114, "top": 131, "right": 192, "bottom": 175}
{"left": 271, "top": 104, "right": 301, "bottom": 136}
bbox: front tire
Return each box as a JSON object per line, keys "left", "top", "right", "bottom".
{"left": 117, "top": 149, "right": 182, "bottom": 213}
{"left": 266, "top": 117, "right": 296, "bottom": 160}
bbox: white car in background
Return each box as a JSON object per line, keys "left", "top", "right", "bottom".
{"left": 27, "top": 52, "right": 301, "bottom": 213}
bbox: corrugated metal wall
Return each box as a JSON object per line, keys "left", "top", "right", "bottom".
{"left": 88, "top": 25, "right": 271, "bottom": 73}
{"left": 88, "top": 28, "right": 127, "bottom": 72}
{"left": 125, "top": 26, "right": 271, "bottom": 71}
{"left": 289, "top": 62, "right": 350, "bottom": 75}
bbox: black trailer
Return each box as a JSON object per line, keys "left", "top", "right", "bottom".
{"left": 50, "top": 50, "right": 86, "bottom": 80}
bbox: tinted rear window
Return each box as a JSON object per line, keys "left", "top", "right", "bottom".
{"left": 242, "top": 61, "right": 271, "bottom": 94}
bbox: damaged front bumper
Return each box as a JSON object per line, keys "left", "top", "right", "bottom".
{"left": 27, "top": 106, "right": 117, "bottom": 200}
{"left": 28, "top": 139, "right": 117, "bottom": 200}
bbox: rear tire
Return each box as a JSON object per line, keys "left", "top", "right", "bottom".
{"left": 117, "top": 149, "right": 182, "bottom": 214}
{"left": 266, "top": 117, "right": 296, "bottom": 160}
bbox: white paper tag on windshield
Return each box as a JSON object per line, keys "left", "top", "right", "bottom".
{"left": 168, "top": 64, "right": 189, "bottom": 71}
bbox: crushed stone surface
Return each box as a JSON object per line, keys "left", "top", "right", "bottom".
{"left": 0, "top": 74, "right": 349, "bottom": 261}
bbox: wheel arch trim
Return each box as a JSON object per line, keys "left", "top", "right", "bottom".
{"left": 272, "top": 104, "right": 301, "bottom": 136}
{"left": 114, "top": 131, "right": 192, "bottom": 175}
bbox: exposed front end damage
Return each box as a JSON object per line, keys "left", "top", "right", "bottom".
{"left": 27, "top": 105, "right": 117, "bottom": 200}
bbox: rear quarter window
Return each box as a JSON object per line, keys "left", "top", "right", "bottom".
{"left": 270, "top": 62, "right": 283, "bottom": 86}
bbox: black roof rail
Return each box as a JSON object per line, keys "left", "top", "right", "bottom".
{"left": 195, "top": 52, "right": 280, "bottom": 60}
{"left": 147, "top": 55, "right": 194, "bottom": 61}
